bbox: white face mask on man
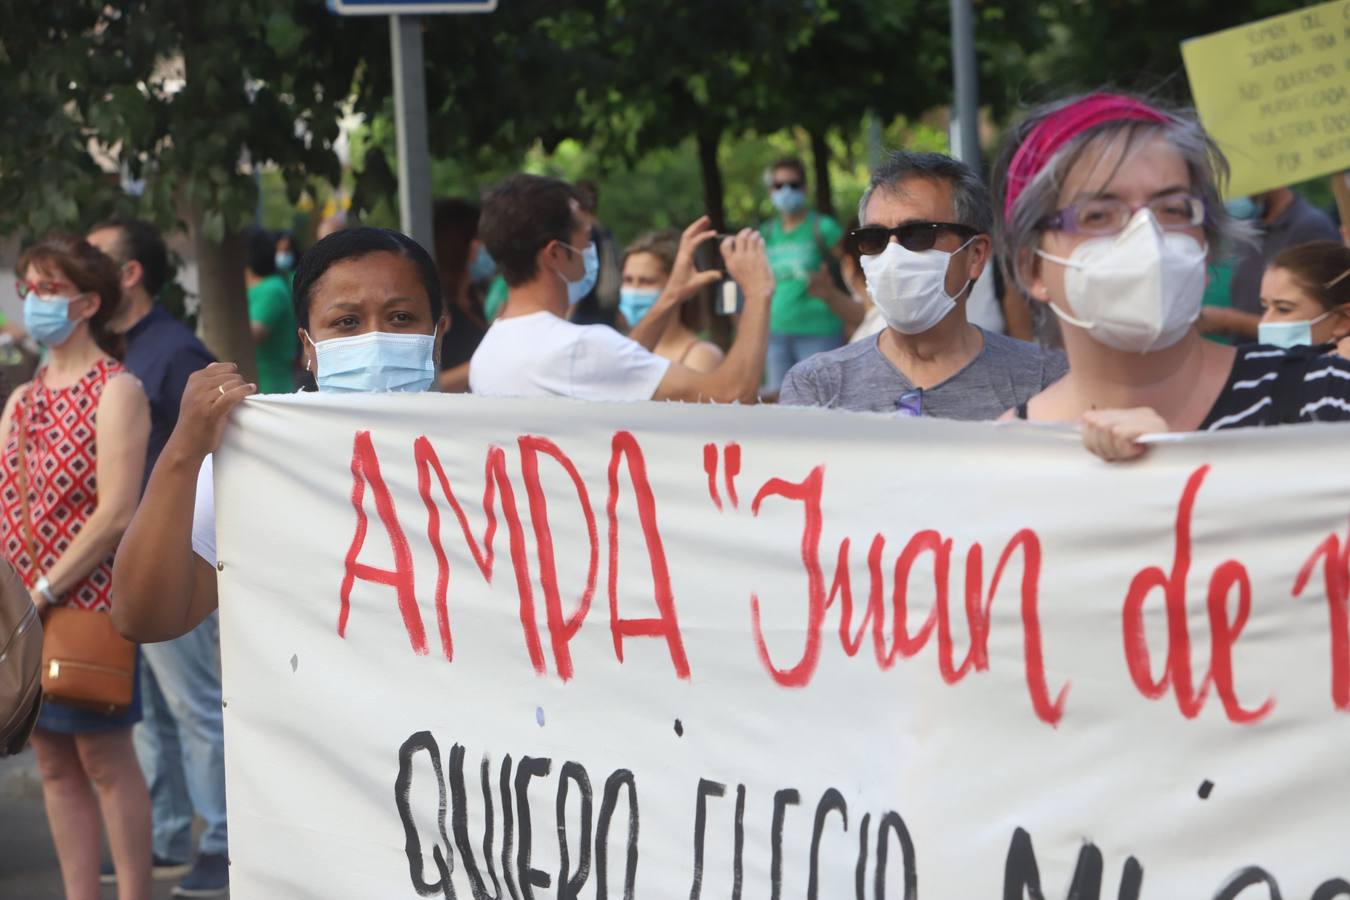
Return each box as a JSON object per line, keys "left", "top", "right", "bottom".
{"left": 1036, "top": 208, "right": 1207, "bottom": 353}
{"left": 859, "top": 237, "right": 975, "bottom": 335}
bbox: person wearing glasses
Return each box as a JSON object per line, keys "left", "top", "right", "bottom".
{"left": 992, "top": 92, "right": 1350, "bottom": 460}
{"left": 0, "top": 235, "right": 153, "bottom": 900}
{"left": 779, "top": 151, "right": 1066, "bottom": 419}
{"left": 759, "top": 156, "right": 855, "bottom": 395}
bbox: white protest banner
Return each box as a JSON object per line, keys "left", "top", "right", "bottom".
{"left": 214, "top": 394, "right": 1350, "bottom": 898}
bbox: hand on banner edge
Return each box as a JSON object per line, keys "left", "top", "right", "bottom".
{"left": 1080, "top": 407, "right": 1168, "bottom": 462}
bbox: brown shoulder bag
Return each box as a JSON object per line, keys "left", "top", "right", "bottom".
{"left": 0, "top": 557, "right": 43, "bottom": 753}
{"left": 14, "top": 396, "right": 136, "bottom": 714}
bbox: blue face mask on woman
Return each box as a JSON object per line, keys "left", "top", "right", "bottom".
{"left": 619, "top": 287, "right": 662, "bottom": 326}
{"left": 307, "top": 330, "right": 436, "bottom": 394}
{"left": 23, "top": 292, "right": 79, "bottom": 347}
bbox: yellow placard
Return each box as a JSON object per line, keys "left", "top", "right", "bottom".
{"left": 1182, "top": 0, "right": 1350, "bottom": 198}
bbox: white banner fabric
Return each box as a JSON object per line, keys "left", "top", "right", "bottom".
{"left": 213, "top": 393, "right": 1350, "bottom": 898}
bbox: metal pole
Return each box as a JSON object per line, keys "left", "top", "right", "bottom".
{"left": 390, "top": 14, "right": 434, "bottom": 257}
{"left": 948, "top": 0, "right": 981, "bottom": 173}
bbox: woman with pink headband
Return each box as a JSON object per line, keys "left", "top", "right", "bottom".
{"left": 993, "top": 92, "right": 1350, "bottom": 458}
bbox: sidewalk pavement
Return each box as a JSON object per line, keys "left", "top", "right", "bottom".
{"left": 1, "top": 748, "right": 204, "bottom": 899}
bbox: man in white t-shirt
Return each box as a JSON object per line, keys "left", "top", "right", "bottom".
{"left": 470, "top": 174, "right": 775, "bottom": 403}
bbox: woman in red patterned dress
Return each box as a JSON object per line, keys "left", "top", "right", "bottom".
{"left": 0, "top": 235, "right": 151, "bottom": 900}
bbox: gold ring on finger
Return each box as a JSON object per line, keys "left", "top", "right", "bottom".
{"left": 218, "top": 384, "right": 226, "bottom": 397}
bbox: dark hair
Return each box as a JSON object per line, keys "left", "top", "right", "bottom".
{"left": 244, "top": 226, "right": 278, "bottom": 277}
{"left": 433, "top": 198, "right": 480, "bottom": 296}
{"left": 1270, "top": 240, "right": 1350, "bottom": 312}
{"left": 290, "top": 227, "right": 442, "bottom": 330}
{"left": 576, "top": 179, "right": 600, "bottom": 213}
{"left": 771, "top": 156, "right": 808, "bottom": 184}
{"left": 89, "top": 217, "right": 170, "bottom": 297}
{"left": 859, "top": 150, "right": 994, "bottom": 234}
{"left": 17, "top": 234, "right": 124, "bottom": 359}
{"left": 480, "top": 174, "right": 585, "bottom": 287}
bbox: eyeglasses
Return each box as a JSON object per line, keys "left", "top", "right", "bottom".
{"left": 1037, "top": 191, "right": 1206, "bottom": 236}
{"left": 772, "top": 181, "right": 803, "bottom": 191}
{"left": 846, "top": 222, "right": 979, "bottom": 257}
{"left": 895, "top": 389, "right": 923, "bottom": 418}
{"left": 15, "top": 279, "right": 78, "bottom": 300}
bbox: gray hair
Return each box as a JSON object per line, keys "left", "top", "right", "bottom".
{"left": 858, "top": 150, "right": 994, "bottom": 234}
{"left": 992, "top": 93, "right": 1252, "bottom": 295}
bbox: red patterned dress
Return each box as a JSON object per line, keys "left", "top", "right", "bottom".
{"left": 1, "top": 359, "right": 123, "bottom": 611}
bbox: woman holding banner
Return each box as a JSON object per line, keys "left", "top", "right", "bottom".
{"left": 993, "top": 92, "right": 1350, "bottom": 459}
{"left": 1257, "top": 241, "right": 1350, "bottom": 354}
{"left": 111, "top": 227, "right": 448, "bottom": 644}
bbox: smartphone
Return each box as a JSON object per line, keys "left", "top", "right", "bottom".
{"left": 716, "top": 279, "right": 744, "bottom": 316}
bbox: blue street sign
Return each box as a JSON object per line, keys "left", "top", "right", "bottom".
{"left": 330, "top": 0, "right": 496, "bottom": 14}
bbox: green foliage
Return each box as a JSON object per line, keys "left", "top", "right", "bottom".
{"left": 2, "top": 0, "right": 1327, "bottom": 257}
{"left": 0, "top": 1, "right": 366, "bottom": 238}
{"left": 1027, "top": 0, "right": 1303, "bottom": 102}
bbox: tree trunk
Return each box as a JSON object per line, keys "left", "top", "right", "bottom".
{"left": 188, "top": 206, "right": 257, "bottom": 383}
{"left": 179, "top": 8, "right": 257, "bottom": 382}
{"left": 810, "top": 128, "right": 834, "bottom": 219}
{"left": 694, "top": 128, "right": 733, "bottom": 348}
{"left": 696, "top": 128, "right": 727, "bottom": 233}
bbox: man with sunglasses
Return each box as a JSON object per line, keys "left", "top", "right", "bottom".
{"left": 759, "top": 156, "right": 850, "bottom": 395}
{"left": 779, "top": 151, "right": 1065, "bottom": 420}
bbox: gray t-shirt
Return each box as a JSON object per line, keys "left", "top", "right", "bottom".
{"left": 779, "top": 327, "right": 1067, "bottom": 421}
{"left": 1230, "top": 195, "right": 1341, "bottom": 315}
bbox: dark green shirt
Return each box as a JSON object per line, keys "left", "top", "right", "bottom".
{"left": 247, "top": 274, "right": 297, "bottom": 394}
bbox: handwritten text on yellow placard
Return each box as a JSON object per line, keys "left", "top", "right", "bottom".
{"left": 1182, "top": 0, "right": 1350, "bottom": 198}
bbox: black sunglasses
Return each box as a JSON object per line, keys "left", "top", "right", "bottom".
{"left": 846, "top": 222, "right": 979, "bottom": 256}
{"left": 772, "top": 181, "right": 803, "bottom": 191}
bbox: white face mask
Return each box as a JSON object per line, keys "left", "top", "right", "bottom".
{"left": 859, "top": 238, "right": 974, "bottom": 335}
{"left": 1037, "top": 208, "right": 1207, "bottom": 353}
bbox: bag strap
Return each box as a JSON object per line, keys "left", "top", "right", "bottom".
{"left": 12, "top": 394, "right": 40, "bottom": 574}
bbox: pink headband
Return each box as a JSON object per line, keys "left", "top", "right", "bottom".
{"left": 1003, "top": 93, "right": 1170, "bottom": 225}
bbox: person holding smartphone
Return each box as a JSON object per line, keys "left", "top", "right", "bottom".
{"left": 779, "top": 151, "right": 1065, "bottom": 420}
{"left": 617, "top": 229, "right": 724, "bottom": 373}
{"left": 469, "top": 174, "right": 775, "bottom": 404}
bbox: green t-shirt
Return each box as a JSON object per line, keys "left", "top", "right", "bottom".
{"left": 247, "top": 273, "right": 298, "bottom": 394}
{"left": 1202, "top": 260, "right": 1235, "bottom": 346}
{"left": 760, "top": 211, "right": 844, "bottom": 337}
{"left": 484, "top": 275, "right": 509, "bottom": 322}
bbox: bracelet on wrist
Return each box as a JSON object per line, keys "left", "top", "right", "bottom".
{"left": 35, "top": 575, "right": 59, "bottom": 606}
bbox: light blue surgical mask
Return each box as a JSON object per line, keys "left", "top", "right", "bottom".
{"left": 619, "top": 287, "right": 662, "bottom": 326}
{"left": 771, "top": 185, "right": 807, "bottom": 214}
{"left": 557, "top": 242, "right": 599, "bottom": 305}
{"left": 307, "top": 330, "right": 437, "bottom": 394}
{"left": 469, "top": 246, "right": 496, "bottom": 283}
{"left": 1258, "top": 310, "right": 1333, "bottom": 349}
{"left": 1224, "top": 197, "right": 1260, "bottom": 221}
{"left": 23, "top": 292, "right": 79, "bottom": 347}
{"left": 275, "top": 251, "right": 295, "bottom": 272}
